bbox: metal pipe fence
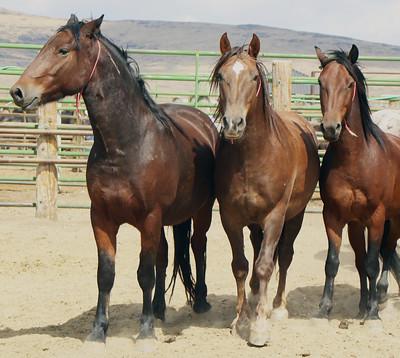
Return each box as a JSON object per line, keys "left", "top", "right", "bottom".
{"left": 1, "top": 43, "right": 400, "bottom": 215}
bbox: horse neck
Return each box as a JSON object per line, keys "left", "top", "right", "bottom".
{"left": 82, "top": 45, "right": 157, "bottom": 157}
{"left": 331, "top": 93, "right": 368, "bottom": 158}
{"left": 239, "top": 94, "right": 279, "bottom": 149}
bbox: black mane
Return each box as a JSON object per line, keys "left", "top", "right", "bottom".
{"left": 58, "top": 20, "right": 172, "bottom": 130}
{"left": 323, "top": 50, "right": 384, "bottom": 147}
{"left": 210, "top": 45, "right": 280, "bottom": 135}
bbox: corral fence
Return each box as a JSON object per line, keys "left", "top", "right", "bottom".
{"left": 1, "top": 43, "right": 400, "bottom": 219}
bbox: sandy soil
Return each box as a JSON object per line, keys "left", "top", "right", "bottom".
{"left": 0, "top": 189, "right": 399, "bottom": 357}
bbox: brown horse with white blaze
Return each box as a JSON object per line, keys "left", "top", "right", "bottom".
{"left": 212, "top": 33, "right": 319, "bottom": 346}
{"left": 10, "top": 15, "right": 218, "bottom": 344}
{"left": 316, "top": 45, "right": 400, "bottom": 320}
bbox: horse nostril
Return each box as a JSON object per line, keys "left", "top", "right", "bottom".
{"left": 10, "top": 87, "right": 24, "bottom": 102}
{"left": 238, "top": 117, "right": 244, "bottom": 126}
{"left": 320, "top": 123, "right": 325, "bottom": 132}
{"left": 336, "top": 123, "right": 341, "bottom": 130}
{"left": 222, "top": 116, "right": 228, "bottom": 127}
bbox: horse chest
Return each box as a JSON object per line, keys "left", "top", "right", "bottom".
{"left": 323, "top": 175, "right": 375, "bottom": 220}
{"left": 87, "top": 167, "right": 142, "bottom": 215}
{"left": 225, "top": 171, "right": 284, "bottom": 221}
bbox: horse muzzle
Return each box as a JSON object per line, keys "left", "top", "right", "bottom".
{"left": 320, "top": 122, "right": 342, "bottom": 142}
{"left": 222, "top": 116, "right": 246, "bottom": 141}
{"left": 10, "top": 84, "right": 41, "bottom": 110}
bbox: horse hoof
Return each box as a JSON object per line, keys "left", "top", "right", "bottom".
{"left": 230, "top": 314, "right": 250, "bottom": 341}
{"left": 316, "top": 303, "right": 331, "bottom": 319}
{"left": 193, "top": 299, "right": 211, "bottom": 314}
{"left": 270, "top": 307, "right": 289, "bottom": 321}
{"left": 137, "top": 315, "right": 156, "bottom": 342}
{"left": 248, "top": 318, "right": 271, "bottom": 347}
{"left": 86, "top": 328, "right": 106, "bottom": 343}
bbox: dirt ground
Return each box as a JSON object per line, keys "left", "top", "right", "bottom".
{"left": 0, "top": 188, "right": 399, "bottom": 358}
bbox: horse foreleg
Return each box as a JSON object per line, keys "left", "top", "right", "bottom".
{"left": 248, "top": 224, "right": 262, "bottom": 298}
{"left": 152, "top": 227, "right": 168, "bottom": 321}
{"left": 348, "top": 221, "right": 368, "bottom": 318}
{"left": 87, "top": 207, "right": 119, "bottom": 343}
{"left": 271, "top": 209, "right": 305, "bottom": 321}
{"left": 137, "top": 211, "right": 162, "bottom": 340}
{"left": 319, "top": 208, "right": 344, "bottom": 318}
{"left": 221, "top": 212, "right": 249, "bottom": 339}
{"left": 248, "top": 207, "right": 286, "bottom": 347}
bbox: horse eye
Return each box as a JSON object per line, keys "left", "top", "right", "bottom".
{"left": 348, "top": 82, "right": 354, "bottom": 89}
{"left": 58, "top": 48, "right": 69, "bottom": 56}
{"left": 253, "top": 75, "right": 258, "bottom": 81}
{"left": 216, "top": 73, "right": 223, "bottom": 82}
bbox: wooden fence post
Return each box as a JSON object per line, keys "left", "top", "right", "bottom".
{"left": 272, "top": 61, "right": 292, "bottom": 111}
{"left": 36, "top": 102, "right": 58, "bottom": 220}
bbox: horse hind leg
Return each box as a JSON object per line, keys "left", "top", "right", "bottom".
{"left": 365, "top": 215, "right": 385, "bottom": 320}
{"left": 348, "top": 222, "right": 368, "bottom": 318}
{"left": 390, "top": 247, "right": 400, "bottom": 292}
{"left": 152, "top": 228, "right": 168, "bottom": 321}
{"left": 378, "top": 220, "right": 400, "bottom": 303}
{"left": 271, "top": 210, "right": 305, "bottom": 321}
{"left": 387, "top": 218, "right": 400, "bottom": 293}
{"left": 191, "top": 200, "right": 214, "bottom": 313}
{"left": 86, "top": 207, "right": 119, "bottom": 343}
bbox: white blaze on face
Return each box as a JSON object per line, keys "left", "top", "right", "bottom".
{"left": 232, "top": 60, "right": 245, "bottom": 77}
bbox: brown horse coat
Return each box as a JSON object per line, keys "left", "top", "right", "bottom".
{"left": 10, "top": 15, "right": 218, "bottom": 343}
{"left": 213, "top": 33, "right": 319, "bottom": 346}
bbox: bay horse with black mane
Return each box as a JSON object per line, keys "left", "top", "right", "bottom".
{"left": 315, "top": 45, "right": 400, "bottom": 320}
{"left": 10, "top": 15, "right": 218, "bottom": 343}
{"left": 212, "top": 33, "right": 319, "bottom": 346}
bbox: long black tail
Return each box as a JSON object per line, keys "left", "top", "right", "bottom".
{"left": 166, "top": 219, "right": 195, "bottom": 303}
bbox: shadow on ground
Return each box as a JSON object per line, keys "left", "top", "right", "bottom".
{"left": 0, "top": 294, "right": 236, "bottom": 341}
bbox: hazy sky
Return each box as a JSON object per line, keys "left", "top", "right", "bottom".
{"left": 1, "top": 0, "right": 400, "bottom": 46}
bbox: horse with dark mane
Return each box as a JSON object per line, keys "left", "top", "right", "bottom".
{"left": 212, "top": 33, "right": 319, "bottom": 346}
{"left": 315, "top": 45, "right": 400, "bottom": 320}
{"left": 10, "top": 15, "right": 218, "bottom": 344}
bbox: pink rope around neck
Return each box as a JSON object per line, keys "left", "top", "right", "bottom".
{"left": 344, "top": 82, "right": 358, "bottom": 137}
{"left": 256, "top": 79, "right": 262, "bottom": 97}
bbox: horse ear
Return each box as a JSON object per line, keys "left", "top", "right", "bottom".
{"left": 248, "top": 33, "right": 260, "bottom": 58}
{"left": 67, "top": 14, "right": 79, "bottom": 25}
{"left": 315, "top": 46, "right": 328, "bottom": 66}
{"left": 348, "top": 44, "right": 359, "bottom": 64}
{"left": 220, "top": 32, "right": 231, "bottom": 54}
{"left": 82, "top": 15, "right": 104, "bottom": 37}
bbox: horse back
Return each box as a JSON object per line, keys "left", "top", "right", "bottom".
{"left": 160, "top": 103, "right": 219, "bottom": 154}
